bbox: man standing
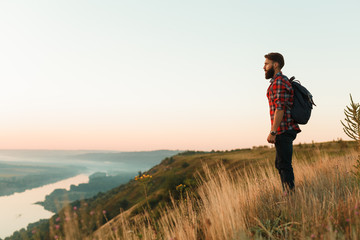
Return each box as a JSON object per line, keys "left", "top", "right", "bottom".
{"left": 264, "top": 52, "right": 301, "bottom": 193}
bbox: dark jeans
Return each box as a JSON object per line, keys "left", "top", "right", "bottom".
{"left": 275, "top": 129, "right": 297, "bottom": 191}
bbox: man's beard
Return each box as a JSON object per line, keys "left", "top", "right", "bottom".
{"left": 265, "top": 66, "right": 275, "bottom": 79}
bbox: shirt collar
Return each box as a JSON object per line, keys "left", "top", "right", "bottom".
{"left": 270, "top": 71, "right": 282, "bottom": 83}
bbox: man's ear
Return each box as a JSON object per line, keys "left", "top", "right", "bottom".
{"left": 273, "top": 62, "right": 279, "bottom": 69}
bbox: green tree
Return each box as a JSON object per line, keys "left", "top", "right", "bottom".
{"left": 341, "top": 94, "right": 360, "bottom": 179}
{"left": 341, "top": 94, "right": 360, "bottom": 143}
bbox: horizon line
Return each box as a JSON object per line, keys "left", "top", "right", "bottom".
{"left": 0, "top": 139, "right": 351, "bottom": 153}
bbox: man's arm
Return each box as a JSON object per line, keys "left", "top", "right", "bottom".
{"left": 267, "top": 109, "right": 284, "bottom": 143}
{"left": 272, "top": 109, "right": 284, "bottom": 133}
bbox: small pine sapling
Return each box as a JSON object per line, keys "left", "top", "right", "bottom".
{"left": 341, "top": 94, "right": 360, "bottom": 179}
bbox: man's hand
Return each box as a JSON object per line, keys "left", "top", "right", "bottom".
{"left": 267, "top": 134, "right": 276, "bottom": 144}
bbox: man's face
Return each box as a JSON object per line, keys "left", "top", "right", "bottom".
{"left": 263, "top": 58, "right": 275, "bottom": 79}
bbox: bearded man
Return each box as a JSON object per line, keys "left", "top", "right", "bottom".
{"left": 264, "top": 52, "right": 301, "bottom": 193}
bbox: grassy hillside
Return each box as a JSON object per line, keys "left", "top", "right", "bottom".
{"left": 6, "top": 140, "right": 359, "bottom": 240}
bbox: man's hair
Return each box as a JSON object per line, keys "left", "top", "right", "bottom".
{"left": 264, "top": 52, "right": 285, "bottom": 69}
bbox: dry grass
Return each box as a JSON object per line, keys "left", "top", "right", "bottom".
{"left": 59, "top": 149, "right": 360, "bottom": 240}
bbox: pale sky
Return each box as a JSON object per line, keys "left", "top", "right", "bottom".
{"left": 0, "top": 0, "right": 359, "bottom": 151}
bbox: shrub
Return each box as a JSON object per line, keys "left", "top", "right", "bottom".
{"left": 182, "top": 162, "right": 190, "bottom": 168}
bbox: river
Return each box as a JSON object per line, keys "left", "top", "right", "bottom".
{"left": 0, "top": 174, "right": 89, "bottom": 239}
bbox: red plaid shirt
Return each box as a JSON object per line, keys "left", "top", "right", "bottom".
{"left": 267, "top": 72, "right": 301, "bottom": 135}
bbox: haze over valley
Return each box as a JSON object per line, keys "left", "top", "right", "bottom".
{"left": 0, "top": 149, "right": 181, "bottom": 238}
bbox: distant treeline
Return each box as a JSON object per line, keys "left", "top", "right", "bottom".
{"left": 37, "top": 171, "right": 136, "bottom": 213}
{"left": 0, "top": 167, "right": 81, "bottom": 196}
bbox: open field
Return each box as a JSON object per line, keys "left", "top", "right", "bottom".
{"left": 9, "top": 140, "right": 360, "bottom": 240}
{"left": 91, "top": 146, "right": 359, "bottom": 239}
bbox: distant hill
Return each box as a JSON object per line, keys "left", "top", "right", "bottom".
{"left": 0, "top": 163, "right": 83, "bottom": 196}
{"left": 69, "top": 150, "right": 183, "bottom": 171}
